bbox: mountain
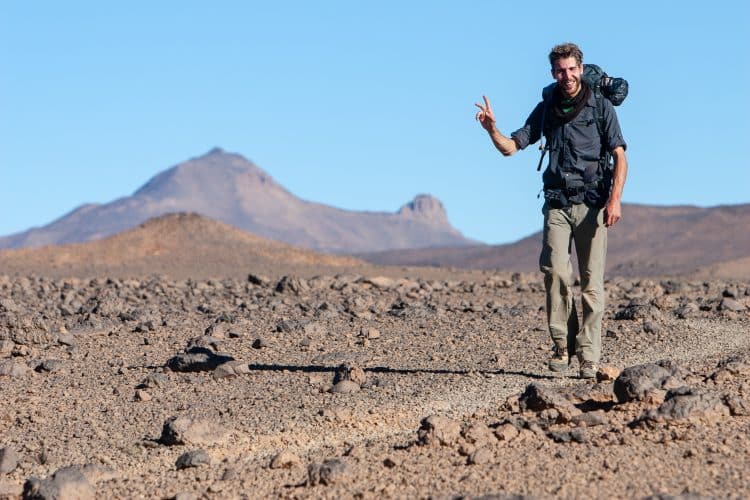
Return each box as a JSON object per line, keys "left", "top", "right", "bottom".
{"left": 0, "top": 212, "right": 368, "bottom": 279}
{"left": 0, "top": 148, "right": 475, "bottom": 253}
{"left": 360, "top": 203, "right": 750, "bottom": 279}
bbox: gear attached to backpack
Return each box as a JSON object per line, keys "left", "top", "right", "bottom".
{"left": 536, "top": 64, "right": 628, "bottom": 172}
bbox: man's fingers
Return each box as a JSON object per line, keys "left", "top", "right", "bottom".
{"left": 483, "top": 95, "right": 491, "bottom": 109}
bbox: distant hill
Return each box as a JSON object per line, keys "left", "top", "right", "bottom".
{"left": 359, "top": 203, "right": 750, "bottom": 279}
{"left": 0, "top": 213, "right": 367, "bottom": 279}
{"left": 0, "top": 148, "right": 475, "bottom": 253}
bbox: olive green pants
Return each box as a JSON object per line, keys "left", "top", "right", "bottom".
{"left": 539, "top": 202, "right": 607, "bottom": 364}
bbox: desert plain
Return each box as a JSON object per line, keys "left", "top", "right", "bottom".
{"left": 0, "top": 214, "right": 749, "bottom": 500}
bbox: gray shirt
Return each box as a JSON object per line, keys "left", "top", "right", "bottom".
{"left": 511, "top": 90, "right": 626, "bottom": 207}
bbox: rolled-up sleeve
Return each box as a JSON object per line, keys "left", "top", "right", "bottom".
{"left": 601, "top": 99, "right": 627, "bottom": 152}
{"left": 510, "top": 102, "right": 544, "bottom": 150}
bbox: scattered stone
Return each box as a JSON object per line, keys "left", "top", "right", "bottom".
{"left": 719, "top": 298, "right": 746, "bottom": 312}
{"left": 275, "top": 276, "right": 309, "bottom": 295}
{"left": 335, "top": 363, "right": 367, "bottom": 386}
{"left": 518, "top": 384, "right": 581, "bottom": 423}
{"left": 642, "top": 320, "right": 661, "bottom": 334}
{"left": 571, "top": 412, "right": 608, "bottom": 427}
{"left": 0, "top": 359, "right": 31, "bottom": 378}
{"left": 363, "top": 277, "right": 395, "bottom": 290}
{"left": 494, "top": 423, "right": 520, "bottom": 442}
{"left": 134, "top": 389, "right": 152, "bottom": 402}
{"left": 675, "top": 303, "right": 699, "bottom": 319}
{"left": 175, "top": 449, "right": 210, "bottom": 470}
{"left": 0, "top": 447, "right": 19, "bottom": 474}
{"left": 34, "top": 359, "right": 65, "bottom": 373}
{"left": 723, "top": 395, "right": 750, "bottom": 416}
{"left": 56, "top": 334, "right": 76, "bottom": 347}
{"left": 166, "top": 346, "right": 234, "bottom": 373}
{"left": 360, "top": 327, "right": 380, "bottom": 339}
{"left": 614, "top": 361, "right": 685, "bottom": 403}
{"left": 597, "top": 365, "right": 621, "bottom": 382}
{"left": 549, "top": 429, "right": 587, "bottom": 444}
{"left": 711, "top": 353, "right": 750, "bottom": 382}
{"left": 213, "top": 360, "right": 250, "bottom": 379}
{"left": 251, "top": 337, "right": 269, "bottom": 349}
{"left": 185, "top": 336, "right": 224, "bottom": 352}
{"left": 172, "top": 492, "right": 198, "bottom": 500}
{"left": 137, "top": 373, "right": 169, "bottom": 389}
{"left": 247, "top": 274, "right": 270, "bottom": 286}
{"left": 418, "top": 415, "right": 461, "bottom": 446}
{"left": 468, "top": 447, "right": 493, "bottom": 465}
{"left": 462, "top": 422, "right": 495, "bottom": 448}
{"left": 330, "top": 380, "right": 360, "bottom": 395}
{"left": 383, "top": 457, "right": 400, "bottom": 468}
{"left": 633, "top": 387, "right": 730, "bottom": 427}
{"left": 77, "top": 463, "right": 119, "bottom": 484}
{"left": 23, "top": 466, "right": 95, "bottom": 500}
{"left": 0, "top": 339, "right": 14, "bottom": 357}
{"left": 307, "top": 459, "right": 349, "bottom": 486}
{"left": 159, "top": 416, "right": 227, "bottom": 446}
{"left": 615, "top": 298, "right": 653, "bottom": 320}
{"left": 204, "top": 322, "right": 229, "bottom": 338}
{"left": 276, "top": 319, "right": 302, "bottom": 334}
{"left": 270, "top": 450, "right": 301, "bottom": 469}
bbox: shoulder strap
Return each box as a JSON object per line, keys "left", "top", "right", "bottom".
{"left": 536, "top": 97, "right": 549, "bottom": 171}
{"left": 592, "top": 93, "right": 605, "bottom": 139}
{"left": 592, "top": 95, "right": 614, "bottom": 171}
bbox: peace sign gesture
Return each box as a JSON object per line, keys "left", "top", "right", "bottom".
{"left": 474, "top": 95, "right": 496, "bottom": 132}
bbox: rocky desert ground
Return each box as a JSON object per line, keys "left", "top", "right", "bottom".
{"left": 1, "top": 260, "right": 749, "bottom": 499}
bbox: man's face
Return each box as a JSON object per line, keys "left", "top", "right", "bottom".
{"left": 551, "top": 57, "right": 583, "bottom": 98}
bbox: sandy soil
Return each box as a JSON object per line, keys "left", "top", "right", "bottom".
{"left": 1, "top": 270, "right": 749, "bottom": 499}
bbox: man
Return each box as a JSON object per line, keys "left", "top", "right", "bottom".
{"left": 475, "top": 42, "right": 628, "bottom": 379}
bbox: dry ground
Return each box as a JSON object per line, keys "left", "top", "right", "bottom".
{"left": 1, "top": 270, "right": 749, "bottom": 499}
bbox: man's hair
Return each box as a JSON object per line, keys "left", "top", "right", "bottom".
{"left": 549, "top": 43, "right": 583, "bottom": 68}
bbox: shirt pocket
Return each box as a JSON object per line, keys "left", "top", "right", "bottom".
{"left": 570, "top": 114, "right": 601, "bottom": 161}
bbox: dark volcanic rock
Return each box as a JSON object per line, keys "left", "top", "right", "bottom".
{"left": 307, "top": 458, "right": 349, "bottom": 486}
{"left": 175, "top": 449, "right": 210, "bottom": 470}
{"left": 632, "top": 387, "right": 730, "bottom": 426}
{"left": 166, "top": 346, "right": 234, "bottom": 373}
{"left": 518, "top": 384, "right": 581, "bottom": 423}
{"left": 614, "top": 361, "right": 685, "bottom": 403}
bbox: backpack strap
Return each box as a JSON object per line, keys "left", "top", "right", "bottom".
{"left": 592, "top": 94, "right": 613, "bottom": 171}
{"left": 536, "top": 98, "right": 549, "bottom": 171}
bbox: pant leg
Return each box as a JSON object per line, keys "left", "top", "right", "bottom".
{"left": 571, "top": 204, "right": 607, "bottom": 364}
{"left": 539, "top": 204, "right": 579, "bottom": 354}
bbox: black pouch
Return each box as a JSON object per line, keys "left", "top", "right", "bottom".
{"left": 544, "top": 189, "right": 569, "bottom": 209}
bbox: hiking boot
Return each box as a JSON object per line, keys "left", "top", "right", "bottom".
{"left": 579, "top": 360, "right": 597, "bottom": 379}
{"left": 548, "top": 345, "right": 570, "bottom": 372}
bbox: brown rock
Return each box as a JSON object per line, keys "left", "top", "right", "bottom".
{"left": 597, "top": 365, "right": 621, "bottom": 382}
{"left": 23, "top": 466, "right": 95, "bottom": 500}
{"left": 270, "top": 450, "right": 301, "bottom": 469}
{"left": 468, "top": 447, "right": 493, "bottom": 465}
{"left": 494, "top": 423, "right": 520, "bottom": 442}
{"left": 159, "top": 416, "right": 227, "bottom": 446}
{"left": 418, "top": 415, "right": 461, "bottom": 446}
{"left": 330, "top": 380, "right": 361, "bottom": 394}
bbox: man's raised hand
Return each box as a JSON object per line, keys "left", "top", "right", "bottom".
{"left": 475, "top": 95, "right": 496, "bottom": 132}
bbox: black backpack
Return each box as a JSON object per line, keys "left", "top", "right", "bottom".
{"left": 536, "top": 64, "right": 628, "bottom": 171}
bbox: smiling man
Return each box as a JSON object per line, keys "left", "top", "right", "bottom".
{"left": 475, "top": 42, "right": 628, "bottom": 379}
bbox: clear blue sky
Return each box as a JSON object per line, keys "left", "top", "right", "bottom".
{"left": 2, "top": 1, "right": 749, "bottom": 245}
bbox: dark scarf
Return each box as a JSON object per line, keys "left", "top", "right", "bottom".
{"left": 549, "top": 80, "right": 591, "bottom": 126}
